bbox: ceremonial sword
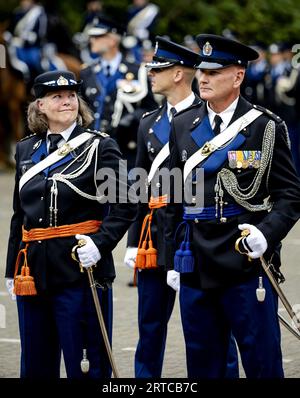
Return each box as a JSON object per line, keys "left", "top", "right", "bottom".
{"left": 71, "top": 238, "right": 120, "bottom": 377}
{"left": 235, "top": 230, "right": 300, "bottom": 340}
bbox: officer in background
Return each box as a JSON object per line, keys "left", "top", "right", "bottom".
{"left": 5, "top": 0, "right": 48, "bottom": 81}
{"left": 124, "top": 36, "right": 238, "bottom": 378}
{"left": 80, "top": 17, "right": 156, "bottom": 170}
{"left": 126, "top": 0, "right": 160, "bottom": 63}
{"left": 165, "top": 34, "right": 300, "bottom": 378}
{"left": 5, "top": 70, "right": 136, "bottom": 378}
{"left": 269, "top": 43, "right": 300, "bottom": 176}
{"left": 242, "top": 44, "right": 269, "bottom": 107}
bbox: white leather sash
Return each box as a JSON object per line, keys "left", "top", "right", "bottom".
{"left": 147, "top": 142, "right": 169, "bottom": 184}
{"left": 19, "top": 132, "right": 94, "bottom": 192}
{"left": 183, "top": 109, "right": 262, "bottom": 182}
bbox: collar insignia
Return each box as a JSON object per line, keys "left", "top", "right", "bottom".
{"left": 181, "top": 150, "right": 188, "bottom": 162}
{"left": 33, "top": 139, "right": 42, "bottom": 150}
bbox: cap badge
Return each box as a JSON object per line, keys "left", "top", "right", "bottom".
{"left": 203, "top": 41, "right": 213, "bottom": 57}
{"left": 57, "top": 76, "right": 69, "bottom": 86}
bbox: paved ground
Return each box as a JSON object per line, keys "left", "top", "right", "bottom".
{"left": 0, "top": 169, "right": 300, "bottom": 379}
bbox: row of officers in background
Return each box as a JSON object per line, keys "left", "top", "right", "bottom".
{"left": 3, "top": 1, "right": 300, "bottom": 175}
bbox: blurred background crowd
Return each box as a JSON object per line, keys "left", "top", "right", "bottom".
{"left": 1, "top": 0, "right": 300, "bottom": 175}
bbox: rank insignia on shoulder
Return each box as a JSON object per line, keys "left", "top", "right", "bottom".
{"left": 142, "top": 109, "right": 156, "bottom": 119}
{"left": 86, "top": 129, "right": 109, "bottom": 138}
{"left": 99, "top": 131, "right": 110, "bottom": 138}
{"left": 33, "top": 139, "right": 42, "bottom": 150}
{"left": 20, "top": 133, "right": 36, "bottom": 142}
{"left": 228, "top": 150, "right": 261, "bottom": 169}
{"left": 253, "top": 104, "right": 282, "bottom": 122}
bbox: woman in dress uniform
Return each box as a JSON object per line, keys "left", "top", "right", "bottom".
{"left": 5, "top": 70, "right": 136, "bottom": 378}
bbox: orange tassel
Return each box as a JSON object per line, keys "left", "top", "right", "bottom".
{"left": 136, "top": 241, "right": 147, "bottom": 268}
{"left": 13, "top": 243, "right": 37, "bottom": 296}
{"left": 133, "top": 196, "right": 167, "bottom": 284}
{"left": 14, "top": 265, "right": 37, "bottom": 296}
{"left": 145, "top": 240, "right": 157, "bottom": 268}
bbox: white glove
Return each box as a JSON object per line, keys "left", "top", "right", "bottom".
{"left": 167, "top": 270, "right": 180, "bottom": 292}
{"left": 124, "top": 247, "right": 138, "bottom": 269}
{"left": 238, "top": 224, "right": 268, "bottom": 259}
{"left": 75, "top": 234, "right": 101, "bottom": 268}
{"left": 5, "top": 278, "right": 16, "bottom": 301}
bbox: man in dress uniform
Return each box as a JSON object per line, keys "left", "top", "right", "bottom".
{"left": 124, "top": 36, "right": 238, "bottom": 378}
{"left": 5, "top": 70, "right": 136, "bottom": 378}
{"left": 165, "top": 34, "right": 300, "bottom": 378}
{"left": 80, "top": 17, "right": 156, "bottom": 170}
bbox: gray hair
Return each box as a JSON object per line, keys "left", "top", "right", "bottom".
{"left": 27, "top": 95, "right": 94, "bottom": 134}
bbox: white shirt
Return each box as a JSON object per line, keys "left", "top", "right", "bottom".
{"left": 167, "top": 92, "right": 196, "bottom": 121}
{"left": 46, "top": 121, "right": 77, "bottom": 151}
{"left": 207, "top": 97, "right": 239, "bottom": 133}
{"left": 101, "top": 52, "right": 122, "bottom": 76}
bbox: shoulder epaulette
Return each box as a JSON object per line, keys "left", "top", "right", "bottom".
{"left": 142, "top": 109, "right": 157, "bottom": 119}
{"left": 85, "top": 128, "right": 110, "bottom": 138}
{"left": 253, "top": 104, "right": 282, "bottom": 123}
{"left": 20, "top": 133, "right": 37, "bottom": 142}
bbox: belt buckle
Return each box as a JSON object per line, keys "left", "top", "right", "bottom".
{"left": 58, "top": 143, "right": 72, "bottom": 156}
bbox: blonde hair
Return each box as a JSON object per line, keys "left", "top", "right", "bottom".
{"left": 27, "top": 95, "right": 94, "bottom": 134}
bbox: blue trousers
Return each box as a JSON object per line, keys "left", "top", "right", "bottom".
{"left": 17, "top": 282, "right": 112, "bottom": 379}
{"left": 180, "top": 274, "right": 283, "bottom": 378}
{"left": 135, "top": 268, "right": 239, "bottom": 378}
{"left": 135, "top": 268, "right": 176, "bottom": 377}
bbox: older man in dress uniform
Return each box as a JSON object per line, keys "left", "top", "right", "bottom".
{"left": 165, "top": 34, "right": 300, "bottom": 378}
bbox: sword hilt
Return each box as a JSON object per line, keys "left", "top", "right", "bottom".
{"left": 71, "top": 238, "right": 87, "bottom": 273}
{"left": 235, "top": 229, "right": 252, "bottom": 261}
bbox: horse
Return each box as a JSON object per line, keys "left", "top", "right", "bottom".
{"left": 0, "top": 22, "right": 27, "bottom": 167}
{"left": 0, "top": 20, "right": 82, "bottom": 168}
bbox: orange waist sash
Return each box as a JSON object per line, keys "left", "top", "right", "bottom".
{"left": 14, "top": 219, "right": 101, "bottom": 296}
